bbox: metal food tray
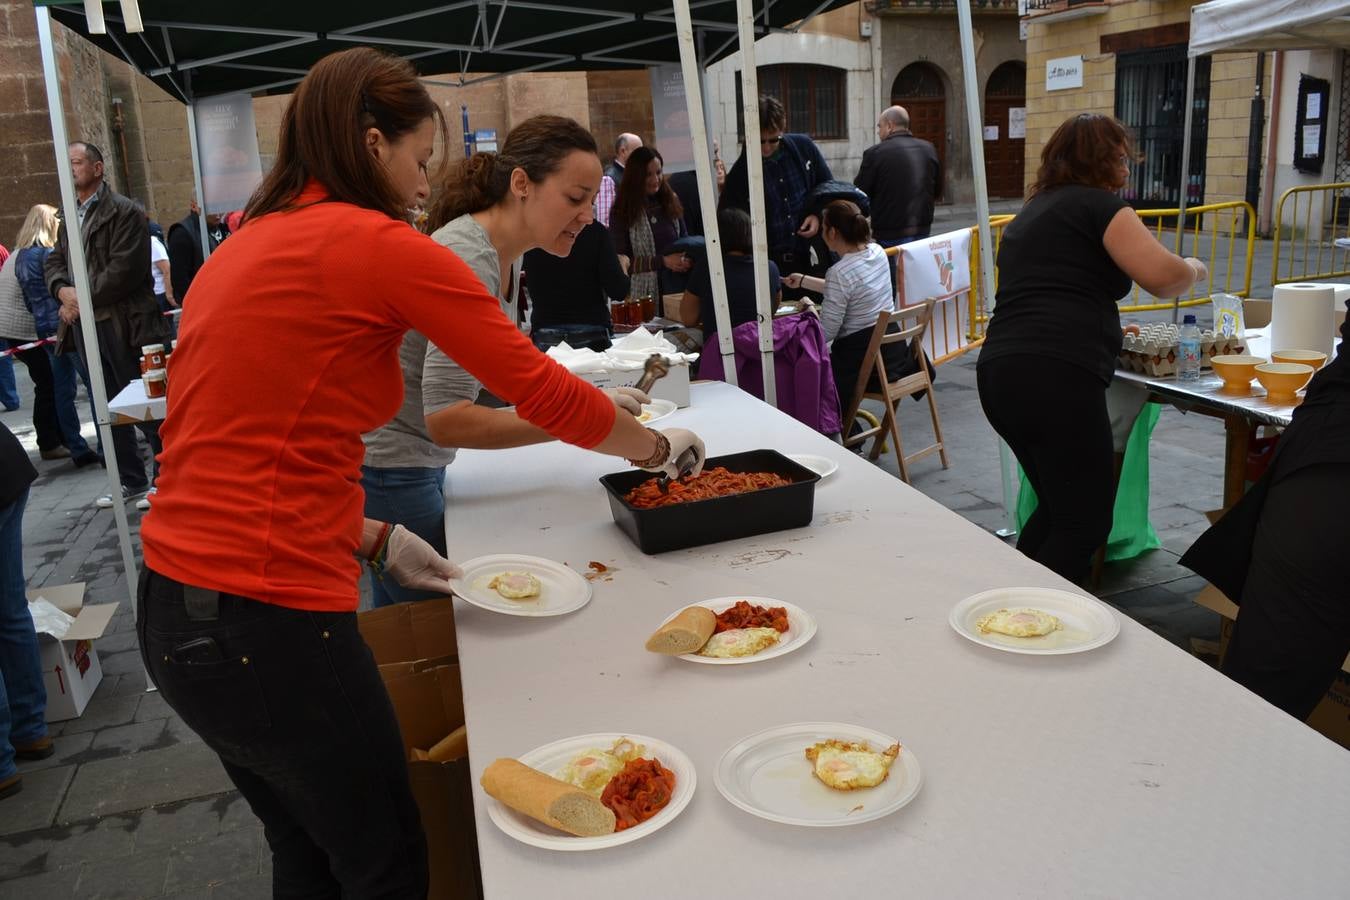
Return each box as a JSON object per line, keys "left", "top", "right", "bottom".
{"left": 599, "top": 449, "right": 820, "bottom": 554}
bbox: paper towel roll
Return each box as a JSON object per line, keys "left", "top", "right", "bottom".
{"left": 1271, "top": 282, "right": 1335, "bottom": 358}
{"left": 1323, "top": 283, "right": 1350, "bottom": 311}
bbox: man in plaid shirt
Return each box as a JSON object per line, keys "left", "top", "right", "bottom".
{"left": 719, "top": 95, "right": 832, "bottom": 297}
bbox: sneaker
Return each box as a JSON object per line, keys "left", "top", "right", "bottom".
{"left": 0, "top": 774, "right": 20, "bottom": 800}
{"left": 95, "top": 486, "right": 144, "bottom": 509}
{"left": 12, "top": 736, "right": 54, "bottom": 761}
{"left": 39, "top": 446, "right": 72, "bottom": 460}
{"left": 136, "top": 487, "right": 157, "bottom": 511}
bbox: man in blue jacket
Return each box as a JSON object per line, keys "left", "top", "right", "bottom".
{"left": 720, "top": 95, "right": 833, "bottom": 298}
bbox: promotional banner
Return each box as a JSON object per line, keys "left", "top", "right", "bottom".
{"left": 193, "top": 93, "right": 264, "bottom": 214}
{"left": 649, "top": 64, "right": 695, "bottom": 173}
{"left": 899, "top": 228, "right": 974, "bottom": 362}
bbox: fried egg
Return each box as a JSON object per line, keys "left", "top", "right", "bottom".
{"left": 697, "top": 627, "right": 781, "bottom": 658}
{"left": 487, "top": 571, "right": 541, "bottom": 600}
{"left": 805, "top": 739, "right": 901, "bottom": 791}
{"left": 556, "top": 737, "right": 645, "bottom": 796}
{"left": 975, "top": 607, "right": 1063, "bottom": 637}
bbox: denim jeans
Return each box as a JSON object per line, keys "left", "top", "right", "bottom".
{"left": 0, "top": 354, "right": 17, "bottom": 411}
{"left": 360, "top": 465, "right": 447, "bottom": 607}
{"left": 137, "top": 568, "right": 428, "bottom": 898}
{"left": 45, "top": 345, "right": 93, "bottom": 457}
{"left": 1, "top": 488, "right": 46, "bottom": 779}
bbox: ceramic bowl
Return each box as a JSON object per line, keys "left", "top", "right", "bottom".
{"left": 1209, "top": 355, "right": 1265, "bottom": 392}
{"left": 1270, "top": 349, "right": 1328, "bottom": 370}
{"left": 1255, "top": 362, "right": 1315, "bottom": 402}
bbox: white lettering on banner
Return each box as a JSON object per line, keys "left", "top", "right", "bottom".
{"left": 649, "top": 64, "right": 695, "bottom": 173}
{"left": 193, "top": 92, "right": 265, "bottom": 215}
{"left": 1046, "top": 55, "right": 1084, "bottom": 91}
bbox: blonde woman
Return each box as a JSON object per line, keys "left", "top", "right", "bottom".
{"left": 11, "top": 205, "right": 98, "bottom": 466}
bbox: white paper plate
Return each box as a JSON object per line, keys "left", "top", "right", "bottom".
{"left": 715, "top": 722, "right": 921, "bottom": 827}
{"left": 787, "top": 453, "right": 838, "bottom": 480}
{"left": 637, "top": 398, "right": 677, "bottom": 425}
{"left": 484, "top": 732, "right": 696, "bottom": 851}
{"left": 948, "top": 587, "right": 1120, "bottom": 655}
{"left": 656, "top": 597, "right": 816, "bottom": 665}
{"left": 450, "top": 554, "right": 591, "bottom": 617}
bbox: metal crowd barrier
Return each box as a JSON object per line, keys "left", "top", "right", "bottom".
{"left": 1271, "top": 182, "right": 1350, "bottom": 286}
{"left": 1122, "top": 200, "right": 1256, "bottom": 311}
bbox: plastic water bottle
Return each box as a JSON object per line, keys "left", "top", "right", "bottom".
{"left": 1178, "top": 314, "right": 1202, "bottom": 381}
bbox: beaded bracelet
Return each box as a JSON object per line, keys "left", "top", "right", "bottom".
{"left": 627, "top": 429, "right": 670, "bottom": 468}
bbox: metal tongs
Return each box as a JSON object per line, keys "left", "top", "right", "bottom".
{"left": 634, "top": 353, "right": 670, "bottom": 395}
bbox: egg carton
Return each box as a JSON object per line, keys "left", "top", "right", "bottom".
{"left": 1118, "top": 324, "right": 1245, "bottom": 378}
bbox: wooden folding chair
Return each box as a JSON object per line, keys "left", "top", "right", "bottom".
{"left": 839, "top": 298, "right": 950, "bottom": 484}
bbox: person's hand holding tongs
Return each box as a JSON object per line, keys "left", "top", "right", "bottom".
{"left": 630, "top": 354, "right": 706, "bottom": 490}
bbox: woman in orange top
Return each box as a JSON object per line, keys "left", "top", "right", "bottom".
{"left": 137, "top": 48, "right": 704, "bottom": 898}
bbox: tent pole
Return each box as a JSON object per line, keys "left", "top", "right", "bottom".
{"left": 184, "top": 78, "right": 213, "bottom": 265}
{"left": 1173, "top": 53, "right": 1197, "bottom": 325}
{"left": 735, "top": 0, "right": 777, "bottom": 407}
{"left": 955, "top": 0, "right": 1015, "bottom": 537}
{"left": 673, "top": 0, "right": 737, "bottom": 388}
{"left": 37, "top": 8, "right": 140, "bottom": 608}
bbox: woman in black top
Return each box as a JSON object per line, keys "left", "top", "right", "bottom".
{"left": 610, "top": 146, "right": 693, "bottom": 297}
{"left": 678, "top": 207, "right": 779, "bottom": 342}
{"left": 976, "top": 114, "right": 1206, "bottom": 583}
{"left": 1180, "top": 307, "right": 1350, "bottom": 719}
{"left": 523, "top": 220, "right": 629, "bottom": 334}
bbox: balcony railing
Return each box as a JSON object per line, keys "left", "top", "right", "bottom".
{"left": 1022, "top": 0, "right": 1109, "bottom": 16}
{"left": 869, "top": 0, "right": 1020, "bottom": 13}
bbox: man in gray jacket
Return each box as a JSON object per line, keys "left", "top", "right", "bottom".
{"left": 45, "top": 141, "right": 167, "bottom": 507}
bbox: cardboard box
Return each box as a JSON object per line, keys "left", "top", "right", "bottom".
{"left": 357, "top": 597, "right": 458, "bottom": 674}
{"left": 575, "top": 360, "right": 691, "bottom": 408}
{"left": 382, "top": 664, "right": 482, "bottom": 900}
{"left": 1193, "top": 583, "right": 1350, "bottom": 749}
{"left": 25, "top": 583, "right": 117, "bottom": 722}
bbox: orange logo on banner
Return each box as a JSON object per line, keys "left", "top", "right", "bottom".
{"left": 930, "top": 240, "right": 955, "bottom": 294}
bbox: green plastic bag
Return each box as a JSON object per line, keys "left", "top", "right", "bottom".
{"left": 1014, "top": 402, "right": 1162, "bottom": 562}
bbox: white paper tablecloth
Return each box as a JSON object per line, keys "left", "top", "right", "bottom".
{"left": 108, "top": 378, "right": 165, "bottom": 424}
{"left": 445, "top": 381, "right": 1350, "bottom": 898}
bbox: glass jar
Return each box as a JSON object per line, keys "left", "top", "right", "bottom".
{"left": 143, "top": 368, "right": 168, "bottom": 398}
{"left": 639, "top": 294, "right": 655, "bottom": 322}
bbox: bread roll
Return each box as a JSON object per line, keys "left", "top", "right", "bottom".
{"left": 481, "top": 759, "right": 617, "bottom": 837}
{"left": 645, "top": 606, "right": 717, "bottom": 654}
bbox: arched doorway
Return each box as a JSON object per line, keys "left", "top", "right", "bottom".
{"left": 891, "top": 62, "right": 946, "bottom": 179}
{"left": 984, "top": 61, "right": 1026, "bottom": 198}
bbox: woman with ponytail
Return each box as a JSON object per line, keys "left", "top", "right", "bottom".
{"left": 138, "top": 53, "right": 704, "bottom": 896}
{"left": 783, "top": 199, "right": 903, "bottom": 417}
{"left": 360, "top": 115, "right": 695, "bottom": 606}
{"left": 609, "top": 145, "right": 692, "bottom": 300}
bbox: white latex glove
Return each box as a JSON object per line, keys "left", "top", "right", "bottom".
{"left": 1185, "top": 257, "right": 1209, "bottom": 284}
{"left": 604, "top": 386, "right": 649, "bottom": 417}
{"left": 382, "top": 525, "right": 463, "bottom": 593}
{"left": 643, "top": 427, "right": 706, "bottom": 480}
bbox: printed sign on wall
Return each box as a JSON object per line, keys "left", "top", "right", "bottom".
{"left": 193, "top": 93, "right": 264, "bottom": 215}
{"left": 1046, "top": 56, "right": 1083, "bottom": 92}
{"left": 649, "top": 64, "right": 695, "bottom": 173}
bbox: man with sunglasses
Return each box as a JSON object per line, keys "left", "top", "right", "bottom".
{"left": 720, "top": 95, "right": 833, "bottom": 299}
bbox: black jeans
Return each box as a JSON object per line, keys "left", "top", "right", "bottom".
{"left": 138, "top": 569, "right": 428, "bottom": 899}
{"left": 977, "top": 354, "right": 1114, "bottom": 584}
{"left": 1223, "top": 463, "right": 1350, "bottom": 720}
{"left": 75, "top": 315, "right": 161, "bottom": 491}
{"left": 4, "top": 340, "right": 61, "bottom": 452}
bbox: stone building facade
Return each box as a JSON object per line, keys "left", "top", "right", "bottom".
{"left": 1021, "top": 0, "right": 1270, "bottom": 214}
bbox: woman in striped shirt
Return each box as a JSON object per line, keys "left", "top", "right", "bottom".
{"left": 783, "top": 199, "right": 904, "bottom": 415}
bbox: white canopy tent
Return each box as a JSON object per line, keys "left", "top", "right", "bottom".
{"left": 33, "top": 0, "right": 1000, "bottom": 605}
{"left": 1175, "top": 0, "right": 1350, "bottom": 318}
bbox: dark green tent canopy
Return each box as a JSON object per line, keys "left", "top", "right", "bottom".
{"left": 36, "top": 0, "right": 849, "bottom": 101}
